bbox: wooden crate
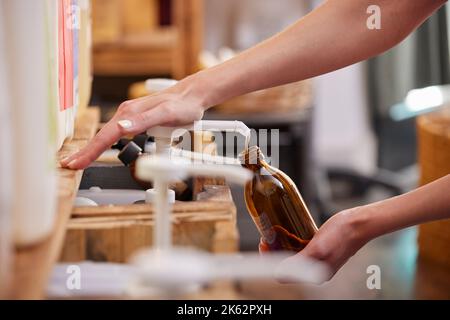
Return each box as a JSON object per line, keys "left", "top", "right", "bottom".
{"left": 416, "top": 108, "right": 450, "bottom": 268}
{"left": 92, "top": 0, "right": 158, "bottom": 45}
{"left": 61, "top": 182, "right": 238, "bottom": 263}
{"left": 60, "top": 133, "right": 239, "bottom": 263}
{"left": 92, "top": 0, "right": 203, "bottom": 78}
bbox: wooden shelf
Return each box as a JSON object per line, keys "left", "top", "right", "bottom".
{"left": 9, "top": 108, "right": 100, "bottom": 299}
{"left": 93, "top": 27, "right": 178, "bottom": 76}
{"left": 92, "top": 0, "right": 203, "bottom": 79}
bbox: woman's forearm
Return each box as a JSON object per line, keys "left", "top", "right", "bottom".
{"left": 285, "top": 174, "right": 450, "bottom": 277}
{"left": 184, "top": 0, "right": 446, "bottom": 108}
{"left": 355, "top": 175, "right": 450, "bottom": 241}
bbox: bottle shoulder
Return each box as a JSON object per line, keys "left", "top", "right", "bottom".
{"left": 247, "top": 163, "right": 302, "bottom": 198}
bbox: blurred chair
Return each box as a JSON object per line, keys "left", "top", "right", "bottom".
{"left": 313, "top": 85, "right": 450, "bottom": 220}
{"left": 310, "top": 62, "right": 397, "bottom": 220}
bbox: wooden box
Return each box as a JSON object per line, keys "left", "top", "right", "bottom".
{"left": 92, "top": 0, "right": 159, "bottom": 45}
{"left": 92, "top": 0, "right": 203, "bottom": 78}
{"left": 60, "top": 133, "right": 239, "bottom": 263}
{"left": 416, "top": 108, "right": 450, "bottom": 268}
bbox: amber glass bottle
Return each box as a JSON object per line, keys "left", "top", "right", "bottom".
{"left": 240, "top": 146, "right": 318, "bottom": 252}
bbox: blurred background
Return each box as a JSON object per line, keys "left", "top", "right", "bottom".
{"left": 89, "top": 0, "right": 449, "bottom": 247}
{"left": 3, "top": 0, "right": 449, "bottom": 300}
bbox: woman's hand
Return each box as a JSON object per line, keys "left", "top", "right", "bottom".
{"left": 261, "top": 174, "right": 450, "bottom": 282}
{"left": 60, "top": 76, "right": 209, "bottom": 169}
{"left": 260, "top": 207, "right": 371, "bottom": 281}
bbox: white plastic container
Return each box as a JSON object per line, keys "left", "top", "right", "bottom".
{"left": 76, "top": 187, "right": 146, "bottom": 206}
{"left": 3, "top": 0, "right": 58, "bottom": 246}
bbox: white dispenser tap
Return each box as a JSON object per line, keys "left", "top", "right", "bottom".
{"left": 135, "top": 155, "right": 252, "bottom": 251}
{"left": 145, "top": 79, "right": 250, "bottom": 215}
{"left": 144, "top": 78, "right": 252, "bottom": 159}
{"left": 144, "top": 119, "right": 253, "bottom": 246}
{"left": 127, "top": 156, "right": 330, "bottom": 296}
{"left": 147, "top": 120, "right": 251, "bottom": 162}
{"left": 137, "top": 79, "right": 254, "bottom": 251}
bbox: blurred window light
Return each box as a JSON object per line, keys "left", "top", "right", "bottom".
{"left": 390, "top": 86, "right": 450, "bottom": 121}
{"left": 405, "top": 86, "right": 444, "bottom": 112}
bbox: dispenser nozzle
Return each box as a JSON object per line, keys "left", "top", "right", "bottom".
{"left": 147, "top": 120, "right": 251, "bottom": 157}
{"left": 143, "top": 79, "right": 251, "bottom": 155}
{"left": 147, "top": 120, "right": 250, "bottom": 140}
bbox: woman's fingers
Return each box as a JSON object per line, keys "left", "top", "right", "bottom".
{"left": 60, "top": 86, "right": 206, "bottom": 170}
{"left": 257, "top": 235, "right": 334, "bottom": 283}
{"left": 61, "top": 103, "right": 176, "bottom": 169}
{"left": 257, "top": 237, "right": 333, "bottom": 284}
{"left": 61, "top": 120, "right": 127, "bottom": 169}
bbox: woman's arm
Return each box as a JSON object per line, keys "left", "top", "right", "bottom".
{"left": 197, "top": 0, "right": 447, "bottom": 106}
{"left": 61, "top": 0, "right": 446, "bottom": 169}
{"left": 273, "top": 174, "right": 450, "bottom": 278}
{"left": 355, "top": 174, "right": 450, "bottom": 239}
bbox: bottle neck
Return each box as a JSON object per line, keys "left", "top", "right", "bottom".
{"left": 240, "top": 146, "right": 266, "bottom": 171}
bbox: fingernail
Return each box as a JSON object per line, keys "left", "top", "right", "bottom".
{"left": 67, "top": 159, "right": 78, "bottom": 168}
{"left": 118, "top": 120, "right": 133, "bottom": 129}
{"left": 61, "top": 156, "right": 71, "bottom": 164}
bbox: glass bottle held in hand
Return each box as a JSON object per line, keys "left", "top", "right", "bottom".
{"left": 240, "top": 146, "right": 318, "bottom": 252}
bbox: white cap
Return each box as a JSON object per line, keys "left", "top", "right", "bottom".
{"left": 145, "top": 188, "right": 176, "bottom": 204}
{"left": 74, "top": 197, "right": 98, "bottom": 207}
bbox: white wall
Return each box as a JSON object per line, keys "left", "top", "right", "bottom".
{"left": 312, "top": 63, "right": 377, "bottom": 174}
{"left": 204, "top": 0, "right": 310, "bottom": 52}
